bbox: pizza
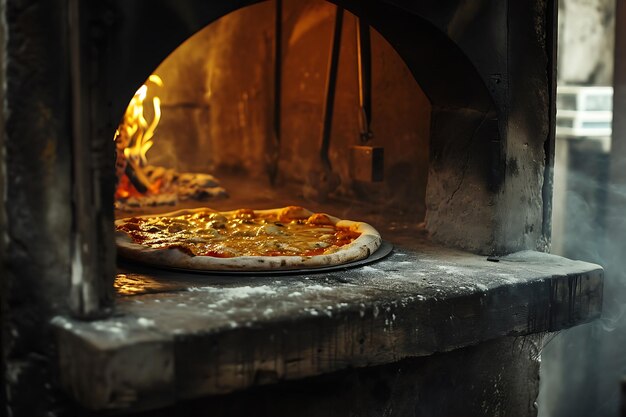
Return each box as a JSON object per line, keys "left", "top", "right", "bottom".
{"left": 115, "top": 206, "right": 382, "bottom": 271}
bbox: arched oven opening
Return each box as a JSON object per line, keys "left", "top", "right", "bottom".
{"left": 113, "top": 0, "right": 433, "bottom": 246}
{"left": 96, "top": 0, "right": 505, "bottom": 294}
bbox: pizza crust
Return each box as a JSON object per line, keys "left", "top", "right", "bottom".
{"left": 115, "top": 206, "right": 382, "bottom": 271}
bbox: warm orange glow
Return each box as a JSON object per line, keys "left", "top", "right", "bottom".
{"left": 115, "top": 174, "right": 163, "bottom": 200}
{"left": 114, "top": 75, "right": 163, "bottom": 196}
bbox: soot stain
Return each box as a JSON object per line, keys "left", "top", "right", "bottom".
{"left": 508, "top": 158, "right": 520, "bottom": 177}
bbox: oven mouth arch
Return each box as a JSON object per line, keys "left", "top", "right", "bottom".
{"left": 102, "top": 0, "right": 498, "bottom": 129}
{"left": 100, "top": 0, "right": 503, "bottom": 219}
{"left": 111, "top": 0, "right": 438, "bottom": 218}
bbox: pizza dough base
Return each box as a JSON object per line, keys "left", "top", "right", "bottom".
{"left": 115, "top": 206, "right": 382, "bottom": 271}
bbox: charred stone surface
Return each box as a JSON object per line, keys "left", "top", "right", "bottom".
{"left": 426, "top": 108, "right": 497, "bottom": 252}
{"left": 1, "top": 0, "right": 73, "bottom": 415}
{"left": 497, "top": 0, "right": 554, "bottom": 254}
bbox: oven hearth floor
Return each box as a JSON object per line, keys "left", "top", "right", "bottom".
{"left": 52, "top": 227, "right": 603, "bottom": 412}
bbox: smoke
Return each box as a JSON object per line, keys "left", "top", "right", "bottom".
{"left": 538, "top": 142, "right": 626, "bottom": 417}
{"left": 597, "top": 308, "right": 626, "bottom": 333}
{"left": 562, "top": 165, "right": 626, "bottom": 327}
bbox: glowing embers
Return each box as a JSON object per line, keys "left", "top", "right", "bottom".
{"left": 114, "top": 76, "right": 227, "bottom": 209}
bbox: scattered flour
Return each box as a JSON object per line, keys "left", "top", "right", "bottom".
{"left": 93, "top": 321, "right": 125, "bottom": 334}
{"left": 304, "top": 284, "right": 333, "bottom": 291}
{"left": 137, "top": 317, "right": 155, "bottom": 328}
{"left": 497, "top": 273, "right": 520, "bottom": 283}
{"left": 436, "top": 265, "right": 469, "bottom": 275}
{"left": 304, "top": 308, "right": 319, "bottom": 316}
{"left": 188, "top": 285, "right": 278, "bottom": 299}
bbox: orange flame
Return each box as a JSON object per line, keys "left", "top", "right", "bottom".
{"left": 114, "top": 75, "right": 163, "bottom": 197}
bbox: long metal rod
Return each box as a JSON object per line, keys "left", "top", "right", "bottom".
{"left": 268, "top": 0, "right": 282, "bottom": 185}
{"left": 356, "top": 16, "right": 372, "bottom": 141}
{"left": 320, "top": 6, "right": 344, "bottom": 170}
{"left": 274, "top": 0, "right": 282, "bottom": 145}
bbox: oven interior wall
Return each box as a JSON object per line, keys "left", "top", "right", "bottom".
{"left": 141, "top": 0, "right": 431, "bottom": 216}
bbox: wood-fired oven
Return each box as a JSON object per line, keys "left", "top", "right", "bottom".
{"left": 0, "top": 0, "right": 604, "bottom": 416}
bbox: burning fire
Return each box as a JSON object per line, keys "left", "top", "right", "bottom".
{"left": 114, "top": 74, "right": 228, "bottom": 209}
{"left": 114, "top": 75, "right": 164, "bottom": 199}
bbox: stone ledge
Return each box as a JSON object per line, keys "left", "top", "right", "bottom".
{"left": 52, "top": 242, "right": 603, "bottom": 412}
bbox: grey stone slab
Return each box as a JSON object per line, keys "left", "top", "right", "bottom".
{"left": 53, "top": 241, "right": 602, "bottom": 411}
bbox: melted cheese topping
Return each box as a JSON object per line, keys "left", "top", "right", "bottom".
{"left": 116, "top": 208, "right": 361, "bottom": 258}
